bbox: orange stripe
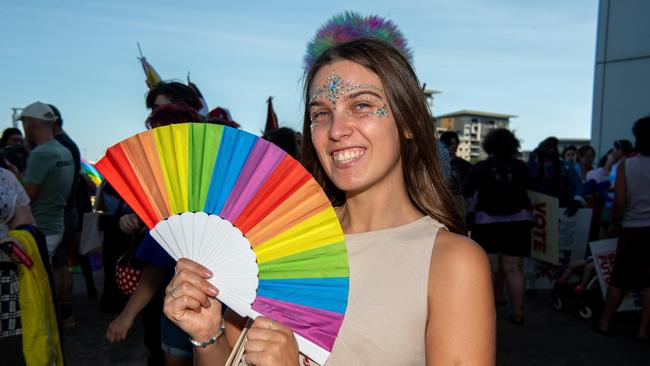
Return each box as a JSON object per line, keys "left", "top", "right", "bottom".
{"left": 246, "top": 179, "right": 330, "bottom": 247}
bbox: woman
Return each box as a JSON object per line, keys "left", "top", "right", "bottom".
{"left": 464, "top": 128, "right": 533, "bottom": 324}
{"left": 575, "top": 145, "right": 596, "bottom": 183}
{"left": 0, "top": 127, "right": 24, "bottom": 148}
{"left": 597, "top": 117, "right": 650, "bottom": 340}
{"left": 528, "top": 137, "right": 585, "bottom": 213}
{"left": 0, "top": 167, "right": 63, "bottom": 365}
{"left": 162, "top": 19, "right": 495, "bottom": 365}
{"left": 562, "top": 145, "right": 577, "bottom": 165}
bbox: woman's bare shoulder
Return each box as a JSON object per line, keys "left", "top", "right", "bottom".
{"left": 429, "top": 230, "right": 491, "bottom": 289}
{"left": 431, "top": 230, "right": 487, "bottom": 265}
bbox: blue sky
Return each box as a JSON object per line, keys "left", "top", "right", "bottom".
{"left": 1, "top": 0, "right": 598, "bottom": 160}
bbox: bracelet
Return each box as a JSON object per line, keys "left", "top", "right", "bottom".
{"left": 188, "top": 323, "right": 225, "bottom": 348}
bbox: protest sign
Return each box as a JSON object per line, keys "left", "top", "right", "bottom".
{"left": 528, "top": 191, "right": 559, "bottom": 265}
{"left": 525, "top": 192, "right": 592, "bottom": 289}
{"left": 590, "top": 238, "right": 643, "bottom": 312}
{"left": 558, "top": 208, "right": 592, "bottom": 266}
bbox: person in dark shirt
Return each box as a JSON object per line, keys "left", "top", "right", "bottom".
{"left": 464, "top": 128, "right": 533, "bottom": 324}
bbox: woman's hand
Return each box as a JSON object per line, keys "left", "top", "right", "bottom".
{"left": 118, "top": 213, "right": 144, "bottom": 235}
{"left": 163, "top": 258, "right": 222, "bottom": 341}
{"left": 106, "top": 312, "right": 135, "bottom": 342}
{"left": 244, "top": 317, "right": 299, "bottom": 366}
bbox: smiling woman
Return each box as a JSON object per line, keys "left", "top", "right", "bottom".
{"left": 162, "top": 12, "right": 495, "bottom": 366}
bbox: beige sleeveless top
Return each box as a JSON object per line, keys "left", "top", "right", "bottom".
{"left": 307, "top": 215, "right": 444, "bottom": 365}
{"left": 239, "top": 216, "right": 443, "bottom": 366}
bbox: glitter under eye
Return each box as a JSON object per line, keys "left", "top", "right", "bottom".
{"left": 370, "top": 106, "right": 389, "bottom": 117}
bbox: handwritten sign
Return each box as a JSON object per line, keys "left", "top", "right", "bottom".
{"left": 590, "top": 238, "right": 642, "bottom": 312}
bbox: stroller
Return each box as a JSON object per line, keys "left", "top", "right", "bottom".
{"left": 551, "top": 257, "right": 603, "bottom": 319}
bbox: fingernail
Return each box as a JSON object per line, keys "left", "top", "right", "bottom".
{"left": 202, "top": 270, "right": 213, "bottom": 278}
{"left": 207, "top": 286, "right": 218, "bottom": 296}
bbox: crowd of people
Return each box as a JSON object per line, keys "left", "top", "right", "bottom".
{"left": 447, "top": 121, "right": 650, "bottom": 339}
{"left": 1, "top": 11, "right": 649, "bottom": 366}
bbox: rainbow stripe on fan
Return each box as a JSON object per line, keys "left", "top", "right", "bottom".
{"left": 96, "top": 123, "right": 348, "bottom": 356}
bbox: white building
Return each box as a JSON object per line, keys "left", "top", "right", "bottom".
{"left": 436, "top": 110, "right": 515, "bottom": 162}
{"left": 592, "top": 0, "right": 650, "bottom": 154}
{"left": 423, "top": 89, "right": 441, "bottom": 116}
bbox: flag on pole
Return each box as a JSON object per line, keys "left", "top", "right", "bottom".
{"left": 265, "top": 96, "right": 279, "bottom": 134}
{"left": 137, "top": 43, "right": 162, "bottom": 89}
{"left": 187, "top": 73, "right": 210, "bottom": 117}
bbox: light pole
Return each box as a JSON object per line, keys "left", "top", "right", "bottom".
{"left": 11, "top": 108, "right": 23, "bottom": 128}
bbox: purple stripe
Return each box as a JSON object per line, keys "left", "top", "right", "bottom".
{"left": 252, "top": 296, "right": 344, "bottom": 351}
{"left": 220, "top": 141, "right": 284, "bottom": 221}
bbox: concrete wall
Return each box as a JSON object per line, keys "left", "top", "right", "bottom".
{"left": 592, "top": 0, "right": 650, "bottom": 154}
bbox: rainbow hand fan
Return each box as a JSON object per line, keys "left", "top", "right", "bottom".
{"left": 96, "top": 123, "right": 348, "bottom": 364}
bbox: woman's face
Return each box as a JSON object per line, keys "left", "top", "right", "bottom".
{"left": 563, "top": 149, "right": 576, "bottom": 162}
{"left": 612, "top": 146, "right": 624, "bottom": 160}
{"left": 309, "top": 59, "right": 403, "bottom": 195}
{"left": 579, "top": 149, "right": 595, "bottom": 167}
{"left": 153, "top": 94, "right": 172, "bottom": 110}
{"left": 5, "top": 133, "right": 23, "bottom": 147}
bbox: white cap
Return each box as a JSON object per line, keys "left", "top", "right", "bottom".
{"left": 18, "top": 102, "right": 57, "bottom": 122}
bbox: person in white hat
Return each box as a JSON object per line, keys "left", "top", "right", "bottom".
{"left": 18, "top": 101, "right": 75, "bottom": 265}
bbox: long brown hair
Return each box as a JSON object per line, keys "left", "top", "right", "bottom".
{"left": 301, "top": 38, "right": 466, "bottom": 234}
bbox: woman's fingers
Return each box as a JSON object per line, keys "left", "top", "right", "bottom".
{"left": 167, "top": 264, "right": 218, "bottom": 299}
{"left": 250, "top": 316, "right": 291, "bottom": 336}
{"left": 166, "top": 280, "right": 214, "bottom": 309}
{"left": 244, "top": 350, "right": 271, "bottom": 366}
{"left": 165, "top": 294, "right": 203, "bottom": 317}
{"left": 175, "top": 258, "right": 213, "bottom": 278}
{"left": 245, "top": 339, "right": 276, "bottom": 353}
{"left": 118, "top": 214, "right": 141, "bottom": 234}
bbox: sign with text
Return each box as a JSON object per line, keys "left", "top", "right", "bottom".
{"left": 528, "top": 191, "right": 559, "bottom": 265}
{"left": 558, "top": 208, "right": 592, "bottom": 266}
{"left": 589, "top": 238, "right": 642, "bottom": 312}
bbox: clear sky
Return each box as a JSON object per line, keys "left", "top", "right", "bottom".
{"left": 1, "top": 0, "right": 598, "bottom": 161}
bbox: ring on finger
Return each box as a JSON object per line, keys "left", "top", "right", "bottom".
{"left": 268, "top": 319, "right": 276, "bottom": 330}
{"left": 170, "top": 284, "right": 178, "bottom": 299}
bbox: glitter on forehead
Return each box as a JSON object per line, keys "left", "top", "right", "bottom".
{"left": 309, "top": 73, "right": 384, "bottom": 106}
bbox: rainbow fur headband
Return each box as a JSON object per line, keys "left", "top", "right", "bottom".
{"left": 304, "top": 11, "right": 413, "bottom": 71}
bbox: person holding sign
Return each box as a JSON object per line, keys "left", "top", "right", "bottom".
{"left": 597, "top": 117, "right": 650, "bottom": 340}
{"left": 528, "top": 137, "right": 585, "bottom": 216}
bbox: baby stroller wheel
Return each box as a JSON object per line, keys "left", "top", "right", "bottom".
{"left": 578, "top": 305, "right": 593, "bottom": 320}
{"left": 553, "top": 297, "right": 564, "bottom": 311}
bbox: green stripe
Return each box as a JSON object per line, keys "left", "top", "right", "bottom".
{"left": 258, "top": 241, "right": 349, "bottom": 280}
{"left": 189, "top": 123, "right": 223, "bottom": 211}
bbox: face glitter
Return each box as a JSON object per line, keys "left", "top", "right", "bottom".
{"left": 370, "top": 107, "right": 389, "bottom": 118}
{"left": 309, "top": 74, "right": 385, "bottom": 107}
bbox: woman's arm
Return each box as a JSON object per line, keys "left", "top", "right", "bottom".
{"left": 611, "top": 159, "right": 627, "bottom": 226}
{"left": 426, "top": 230, "right": 495, "bottom": 365}
{"left": 9, "top": 204, "right": 34, "bottom": 229}
{"left": 106, "top": 265, "right": 165, "bottom": 342}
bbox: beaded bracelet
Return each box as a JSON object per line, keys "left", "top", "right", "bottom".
{"left": 189, "top": 324, "right": 225, "bottom": 348}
